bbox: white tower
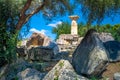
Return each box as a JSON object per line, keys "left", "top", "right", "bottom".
{"left": 69, "top": 15, "right": 79, "bottom": 35}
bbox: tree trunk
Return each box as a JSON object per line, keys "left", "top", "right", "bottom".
{"left": 16, "top": 0, "right": 45, "bottom": 30}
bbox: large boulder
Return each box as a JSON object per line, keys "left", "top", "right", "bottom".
{"left": 72, "top": 29, "right": 109, "bottom": 77}
{"left": 98, "top": 32, "right": 114, "bottom": 42}
{"left": 26, "top": 33, "right": 59, "bottom": 55}
{"left": 27, "top": 46, "right": 54, "bottom": 61}
{"left": 43, "top": 60, "right": 88, "bottom": 80}
{"left": 26, "top": 33, "right": 45, "bottom": 47}
{"left": 17, "top": 68, "right": 45, "bottom": 80}
{"left": 104, "top": 41, "right": 120, "bottom": 62}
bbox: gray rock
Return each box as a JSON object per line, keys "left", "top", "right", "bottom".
{"left": 17, "top": 68, "right": 44, "bottom": 80}
{"left": 5, "top": 58, "right": 33, "bottom": 80}
{"left": 54, "top": 51, "right": 69, "bottom": 60}
{"left": 26, "top": 33, "right": 59, "bottom": 55}
{"left": 72, "top": 29, "right": 109, "bottom": 77}
{"left": 43, "top": 59, "right": 88, "bottom": 80}
{"left": 26, "top": 33, "right": 45, "bottom": 47}
{"left": 114, "top": 72, "right": 120, "bottom": 80}
{"left": 104, "top": 41, "right": 120, "bottom": 62}
{"left": 4, "top": 58, "right": 43, "bottom": 80}
{"left": 59, "top": 69, "right": 88, "bottom": 80}
{"left": 98, "top": 32, "right": 114, "bottom": 42}
{"left": 27, "top": 46, "right": 54, "bottom": 61}
{"left": 47, "top": 41, "right": 59, "bottom": 55}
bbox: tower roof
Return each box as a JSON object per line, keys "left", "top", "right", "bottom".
{"left": 69, "top": 15, "right": 79, "bottom": 20}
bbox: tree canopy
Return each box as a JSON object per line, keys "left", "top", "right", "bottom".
{"left": 0, "top": 0, "right": 120, "bottom": 65}
{"left": 0, "top": 0, "right": 73, "bottom": 64}
{"left": 76, "top": 0, "right": 120, "bottom": 24}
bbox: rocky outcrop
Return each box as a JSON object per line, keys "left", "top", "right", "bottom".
{"left": 17, "top": 68, "right": 45, "bottom": 80}
{"left": 17, "top": 33, "right": 59, "bottom": 60}
{"left": 5, "top": 58, "right": 33, "bottom": 80}
{"left": 27, "top": 46, "right": 54, "bottom": 61}
{"left": 72, "top": 29, "right": 109, "bottom": 77}
{"left": 98, "top": 32, "right": 114, "bottom": 42}
{"left": 104, "top": 41, "right": 120, "bottom": 62}
{"left": 26, "top": 33, "right": 59, "bottom": 55}
{"left": 4, "top": 58, "right": 43, "bottom": 80}
{"left": 43, "top": 60, "right": 88, "bottom": 80}
{"left": 26, "top": 32, "right": 54, "bottom": 47}
{"left": 26, "top": 33, "right": 45, "bottom": 47}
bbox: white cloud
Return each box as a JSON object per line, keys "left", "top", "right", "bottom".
{"left": 47, "top": 21, "right": 62, "bottom": 27}
{"left": 29, "top": 28, "right": 47, "bottom": 35}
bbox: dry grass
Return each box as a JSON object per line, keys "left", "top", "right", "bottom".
{"left": 102, "top": 61, "right": 120, "bottom": 80}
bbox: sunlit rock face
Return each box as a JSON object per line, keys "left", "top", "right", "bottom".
{"left": 26, "top": 33, "right": 45, "bottom": 47}
{"left": 26, "top": 32, "right": 59, "bottom": 55}
{"left": 72, "top": 29, "right": 109, "bottom": 78}
{"left": 98, "top": 32, "right": 114, "bottom": 42}
{"left": 43, "top": 60, "right": 88, "bottom": 80}
{"left": 26, "top": 32, "right": 56, "bottom": 48}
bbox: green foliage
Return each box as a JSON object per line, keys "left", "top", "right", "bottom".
{"left": 17, "top": 40, "right": 22, "bottom": 47}
{"left": 76, "top": 0, "right": 120, "bottom": 24}
{"left": 93, "top": 24, "right": 120, "bottom": 41}
{"left": 0, "top": 0, "right": 26, "bottom": 64}
{"left": 42, "top": 0, "right": 74, "bottom": 18}
{"left": 90, "top": 76, "right": 99, "bottom": 80}
{"left": 52, "top": 22, "right": 71, "bottom": 39}
{"left": 59, "top": 61, "right": 64, "bottom": 68}
{"left": 54, "top": 76, "right": 59, "bottom": 80}
{"left": 78, "top": 23, "right": 88, "bottom": 36}
{"left": 0, "top": 0, "right": 74, "bottom": 65}
{"left": 0, "top": 24, "right": 18, "bottom": 63}
{"left": 52, "top": 22, "right": 120, "bottom": 41}
{"left": 14, "top": 76, "right": 19, "bottom": 80}
{"left": 0, "top": 0, "right": 26, "bottom": 22}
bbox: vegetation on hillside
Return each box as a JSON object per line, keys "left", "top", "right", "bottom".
{"left": 52, "top": 22, "right": 120, "bottom": 41}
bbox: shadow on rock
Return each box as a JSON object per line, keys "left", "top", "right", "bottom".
{"left": 72, "top": 29, "right": 109, "bottom": 78}
{"left": 104, "top": 41, "right": 120, "bottom": 62}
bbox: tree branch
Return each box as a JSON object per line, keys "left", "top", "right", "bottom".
{"left": 16, "top": 0, "right": 32, "bottom": 30}
{"left": 16, "top": 0, "right": 45, "bottom": 30}
{"left": 24, "top": 2, "right": 45, "bottom": 25}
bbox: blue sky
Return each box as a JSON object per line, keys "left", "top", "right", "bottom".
{"left": 21, "top": 6, "right": 120, "bottom": 40}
